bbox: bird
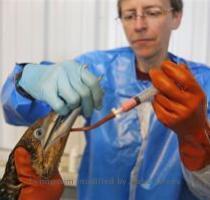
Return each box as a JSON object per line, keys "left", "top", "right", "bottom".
{"left": 0, "top": 107, "right": 81, "bottom": 200}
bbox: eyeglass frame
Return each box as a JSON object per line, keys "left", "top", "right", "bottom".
{"left": 118, "top": 7, "right": 174, "bottom": 24}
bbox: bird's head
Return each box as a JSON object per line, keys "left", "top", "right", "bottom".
{"left": 18, "top": 108, "right": 81, "bottom": 178}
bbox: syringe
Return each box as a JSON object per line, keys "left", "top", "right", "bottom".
{"left": 112, "top": 85, "right": 158, "bottom": 118}
{"left": 70, "top": 85, "right": 158, "bottom": 132}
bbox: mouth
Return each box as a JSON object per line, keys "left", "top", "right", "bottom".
{"left": 41, "top": 107, "right": 81, "bottom": 151}
{"left": 132, "top": 38, "right": 155, "bottom": 45}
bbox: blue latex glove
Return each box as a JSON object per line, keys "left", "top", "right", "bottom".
{"left": 18, "top": 61, "right": 103, "bottom": 116}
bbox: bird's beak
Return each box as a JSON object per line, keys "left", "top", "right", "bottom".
{"left": 41, "top": 107, "right": 81, "bottom": 151}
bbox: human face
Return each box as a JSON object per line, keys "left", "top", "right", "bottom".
{"left": 120, "top": 0, "right": 182, "bottom": 61}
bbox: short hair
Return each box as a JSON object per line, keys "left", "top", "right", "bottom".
{"left": 117, "top": 0, "right": 183, "bottom": 18}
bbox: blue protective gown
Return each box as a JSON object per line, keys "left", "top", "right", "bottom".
{"left": 2, "top": 47, "right": 210, "bottom": 200}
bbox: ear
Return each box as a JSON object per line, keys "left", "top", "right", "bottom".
{"left": 171, "top": 11, "right": 183, "bottom": 30}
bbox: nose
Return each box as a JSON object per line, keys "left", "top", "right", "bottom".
{"left": 134, "top": 15, "right": 147, "bottom": 32}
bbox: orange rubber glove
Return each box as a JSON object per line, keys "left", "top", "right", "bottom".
{"left": 14, "top": 147, "right": 64, "bottom": 200}
{"left": 149, "top": 61, "right": 210, "bottom": 171}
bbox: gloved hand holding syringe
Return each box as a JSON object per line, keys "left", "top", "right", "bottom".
{"left": 70, "top": 85, "right": 157, "bottom": 132}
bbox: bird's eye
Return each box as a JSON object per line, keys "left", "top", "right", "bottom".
{"left": 33, "top": 128, "right": 44, "bottom": 139}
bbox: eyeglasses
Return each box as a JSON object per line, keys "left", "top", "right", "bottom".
{"left": 120, "top": 7, "right": 174, "bottom": 24}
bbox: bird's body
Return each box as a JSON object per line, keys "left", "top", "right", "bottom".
{"left": 0, "top": 148, "right": 22, "bottom": 199}
{"left": 0, "top": 108, "right": 80, "bottom": 200}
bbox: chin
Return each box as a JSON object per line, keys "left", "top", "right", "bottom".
{"left": 134, "top": 49, "right": 157, "bottom": 59}
{"left": 132, "top": 42, "right": 161, "bottom": 58}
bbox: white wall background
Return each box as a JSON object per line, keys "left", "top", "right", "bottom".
{"left": 0, "top": 0, "right": 210, "bottom": 152}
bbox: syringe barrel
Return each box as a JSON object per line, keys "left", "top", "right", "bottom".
{"left": 117, "top": 85, "right": 158, "bottom": 114}
{"left": 137, "top": 85, "right": 158, "bottom": 103}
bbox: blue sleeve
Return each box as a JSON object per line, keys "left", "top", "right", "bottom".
{"left": 0, "top": 62, "right": 53, "bottom": 126}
